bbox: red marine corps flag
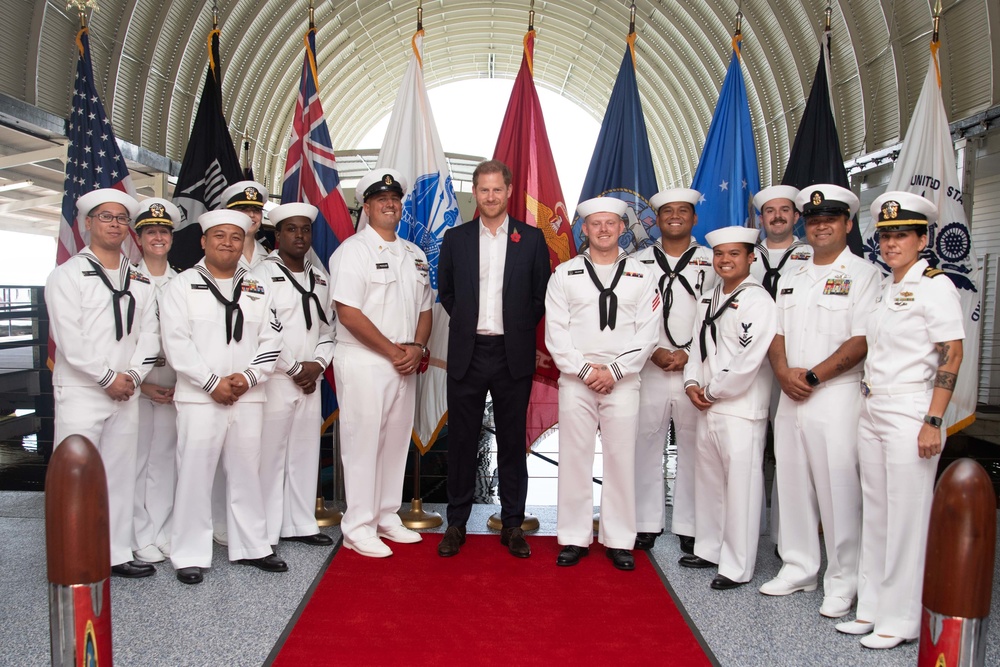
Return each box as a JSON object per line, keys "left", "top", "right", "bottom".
{"left": 492, "top": 26, "right": 576, "bottom": 449}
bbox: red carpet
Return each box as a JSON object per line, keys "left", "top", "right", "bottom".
{"left": 272, "top": 535, "right": 713, "bottom": 666}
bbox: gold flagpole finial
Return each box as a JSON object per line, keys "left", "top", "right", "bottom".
{"left": 309, "top": 0, "right": 315, "bottom": 29}
{"left": 212, "top": 0, "right": 219, "bottom": 29}
{"left": 66, "top": 1, "right": 97, "bottom": 28}
{"left": 417, "top": 0, "right": 423, "bottom": 31}
{"left": 528, "top": 0, "right": 535, "bottom": 31}
{"left": 629, "top": 2, "right": 636, "bottom": 34}
{"left": 932, "top": 0, "right": 942, "bottom": 43}
{"left": 734, "top": 11, "right": 743, "bottom": 38}
{"left": 824, "top": 3, "right": 832, "bottom": 31}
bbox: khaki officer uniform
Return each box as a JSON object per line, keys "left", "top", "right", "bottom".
{"left": 46, "top": 188, "right": 160, "bottom": 569}
{"left": 770, "top": 186, "right": 880, "bottom": 608}
{"left": 634, "top": 188, "right": 716, "bottom": 543}
{"left": 255, "top": 204, "right": 335, "bottom": 544}
{"left": 683, "top": 227, "right": 777, "bottom": 584}
{"left": 131, "top": 199, "right": 181, "bottom": 561}
{"left": 330, "top": 171, "right": 432, "bottom": 553}
{"left": 161, "top": 211, "right": 284, "bottom": 570}
{"left": 855, "top": 193, "right": 964, "bottom": 641}
{"left": 545, "top": 198, "right": 661, "bottom": 553}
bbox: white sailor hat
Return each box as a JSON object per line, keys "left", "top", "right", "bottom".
{"left": 705, "top": 226, "right": 760, "bottom": 248}
{"left": 870, "top": 191, "right": 937, "bottom": 231}
{"left": 356, "top": 169, "right": 407, "bottom": 203}
{"left": 76, "top": 188, "right": 140, "bottom": 226}
{"left": 198, "top": 209, "right": 252, "bottom": 234}
{"left": 752, "top": 185, "right": 800, "bottom": 212}
{"left": 649, "top": 188, "right": 701, "bottom": 212}
{"left": 795, "top": 184, "right": 859, "bottom": 218}
{"left": 576, "top": 196, "right": 628, "bottom": 220}
{"left": 134, "top": 197, "right": 181, "bottom": 231}
{"left": 268, "top": 202, "right": 319, "bottom": 228}
{"left": 221, "top": 181, "right": 269, "bottom": 209}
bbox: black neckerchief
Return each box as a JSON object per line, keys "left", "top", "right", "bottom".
{"left": 195, "top": 265, "right": 245, "bottom": 344}
{"left": 699, "top": 282, "right": 761, "bottom": 361}
{"left": 270, "top": 258, "right": 328, "bottom": 331}
{"left": 583, "top": 254, "right": 627, "bottom": 331}
{"left": 757, "top": 241, "right": 802, "bottom": 300}
{"left": 83, "top": 254, "right": 133, "bottom": 341}
{"left": 652, "top": 243, "right": 699, "bottom": 348}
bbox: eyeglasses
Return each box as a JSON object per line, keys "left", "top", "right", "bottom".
{"left": 89, "top": 212, "right": 132, "bottom": 224}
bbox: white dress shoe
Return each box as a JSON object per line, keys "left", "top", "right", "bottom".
{"left": 758, "top": 576, "right": 817, "bottom": 596}
{"left": 344, "top": 536, "right": 393, "bottom": 558}
{"left": 835, "top": 620, "right": 875, "bottom": 635}
{"left": 134, "top": 544, "right": 165, "bottom": 563}
{"left": 156, "top": 541, "right": 171, "bottom": 557}
{"left": 212, "top": 532, "right": 228, "bottom": 546}
{"left": 860, "top": 633, "right": 914, "bottom": 650}
{"left": 377, "top": 525, "right": 422, "bottom": 544}
{"left": 820, "top": 596, "right": 854, "bottom": 618}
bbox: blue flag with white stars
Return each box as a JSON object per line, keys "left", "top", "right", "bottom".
{"left": 690, "top": 38, "right": 759, "bottom": 244}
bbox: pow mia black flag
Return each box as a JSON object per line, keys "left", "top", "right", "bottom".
{"left": 169, "top": 27, "right": 243, "bottom": 269}
{"left": 781, "top": 26, "right": 864, "bottom": 257}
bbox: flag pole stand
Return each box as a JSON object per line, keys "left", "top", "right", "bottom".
{"left": 486, "top": 512, "right": 539, "bottom": 533}
{"left": 399, "top": 445, "right": 442, "bottom": 529}
{"left": 316, "top": 420, "right": 342, "bottom": 527}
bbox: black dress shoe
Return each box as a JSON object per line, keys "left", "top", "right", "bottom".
{"left": 556, "top": 545, "right": 590, "bottom": 566}
{"left": 111, "top": 561, "right": 155, "bottom": 578}
{"left": 678, "top": 554, "right": 717, "bottom": 569}
{"left": 236, "top": 553, "right": 288, "bottom": 572}
{"left": 678, "top": 535, "right": 695, "bottom": 555}
{"left": 176, "top": 567, "right": 203, "bottom": 585}
{"left": 500, "top": 526, "right": 531, "bottom": 558}
{"left": 437, "top": 525, "right": 466, "bottom": 557}
{"left": 710, "top": 574, "right": 746, "bottom": 590}
{"left": 634, "top": 533, "right": 657, "bottom": 551}
{"left": 281, "top": 533, "right": 334, "bottom": 546}
{"left": 606, "top": 548, "right": 635, "bottom": 571}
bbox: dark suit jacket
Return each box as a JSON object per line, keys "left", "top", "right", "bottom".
{"left": 438, "top": 216, "right": 551, "bottom": 381}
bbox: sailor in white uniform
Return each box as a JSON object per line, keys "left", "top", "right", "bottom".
{"left": 633, "top": 188, "right": 716, "bottom": 554}
{"left": 220, "top": 180, "right": 271, "bottom": 271}
{"left": 761, "top": 185, "right": 880, "bottom": 620}
{"left": 161, "top": 209, "right": 288, "bottom": 584}
{"left": 545, "top": 197, "right": 661, "bottom": 572}
{"left": 329, "top": 170, "right": 432, "bottom": 558}
{"left": 680, "top": 226, "right": 777, "bottom": 589}
{"left": 255, "top": 203, "right": 335, "bottom": 547}
{"left": 131, "top": 198, "right": 181, "bottom": 564}
{"left": 46, "top": 188, "right": 160, "bottom": 578}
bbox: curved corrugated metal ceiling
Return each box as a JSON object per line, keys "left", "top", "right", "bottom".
{"left": 8, "top": 0, "right": 999, "bottom": 194}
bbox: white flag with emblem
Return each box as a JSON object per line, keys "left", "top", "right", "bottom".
{"left": 861, "top": 42, "right": 981, "bottom": 434}
{"left": 374, "top": 29, "right": 462, "bottom": 451}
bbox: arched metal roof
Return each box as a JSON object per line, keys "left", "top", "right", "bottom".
{"left": 3, "top": 0, "right": 999, "bottom": 202}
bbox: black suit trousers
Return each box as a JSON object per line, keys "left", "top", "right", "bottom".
{"left": 446, "top": 335, "right": 531, "bottom": 529}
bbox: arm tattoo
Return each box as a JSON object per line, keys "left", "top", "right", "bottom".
{"left": 935, "top": 342, "right": 951, "bottom": 366}
{"left": 935, "top": 370, "right": 957, "bottom": 391}
{"left": 834, "top": 354, "right": 851, "bottom": 373}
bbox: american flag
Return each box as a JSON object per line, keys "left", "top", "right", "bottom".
{"left": 281, "top": 26, "right": 354, "bottom": 272}
{"left": 59, "top": 27, "right": 139, "bottom": 265}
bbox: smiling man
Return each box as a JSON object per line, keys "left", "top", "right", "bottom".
{"left": 750, "top": 186, "right": 812, "bottom": 299}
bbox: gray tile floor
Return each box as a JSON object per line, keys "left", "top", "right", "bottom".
{"left": 2, "top": 492, "right": 997, "bottom": 666}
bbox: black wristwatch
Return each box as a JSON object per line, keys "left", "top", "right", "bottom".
{"left": 805, "top": 370, "right": 821, "bottom": 387}
{"left": 924, "top": 414, "right": 943, "bottom": 428}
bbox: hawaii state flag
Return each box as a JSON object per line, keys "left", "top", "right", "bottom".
{"left": 493, "top": 29, "right": 575, "bottom": 449}
{"left": 376, "top": 29, "right": 462, "bottom": 452}
{"left": 690, "top": 34, "right": 759, "bottom": 244}
{"left": 572, "top": 31, "right": 659, "bottom": 254}
{"left": 861, "top": 39, "right": 981, "bottom": 434}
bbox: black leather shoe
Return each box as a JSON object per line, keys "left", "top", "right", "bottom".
{"left": 634, "top": 532, "right": 657, "bottom": 551}
{"left": 678, "top": 554, "right": 717, "bottom": 569}
{"left": 281, "top": 533, "right": 334, "bottom": 546}
{"left": 237, "top": 553, "right": 288, "bottom": 572}
{"left": 176, "top": 567, "right": 203, "bottom": 585}
{"left": 679, "top": 535, "right": 695, "bottom": 555}
{"left": 437, "top": 525, "right": 466, "bottom": 557}
{"left": 111, "top": 561, "right": 155, "bottom": 578}
{"left": 606, "top": 548, "right": 635, "bottom": 571}
{"left": 500, "top": 526, "right": 531, "bottom": 558}
{"left": 710, "top": 574, "right": 745, "bottom": 590}
{"left": 556, "top": 545, "right": 590, "bottom": 566}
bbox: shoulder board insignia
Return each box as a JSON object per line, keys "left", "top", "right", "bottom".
{"left": 191, "top": 283, "right": 209, "bottom": 290}
{"left": 567, "top": 269, "right": 584, "bottom": 276}
{"left": 241, "top": 279, "right": 265, "bottom": 294}
{"left": 624, "top": 271, "right": 644, "bottom": 278}
{"left": 375, "top": 262, "right": 389, "bottom": 270}
{"left": 923, "top": 267, "right": 945, "bottom": 278}
{"left": 780, "top": 288, "right": 793, "bottom": 295}
{"left": 271, "top": 276, "right": 286, "bottom": 282}
{"left": 640, "top": 259, "right": 655, "bottom": 264}
{"left": 128, "top": 269, "right": 151, "bottom": 284}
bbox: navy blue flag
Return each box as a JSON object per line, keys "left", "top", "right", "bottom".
{"left": 690, "top": 37, "right": 759, "bottom": 244}
{"left": 572, "top": 33, "right": 658, "bottom": 254}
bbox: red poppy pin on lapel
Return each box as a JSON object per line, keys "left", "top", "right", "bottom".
{"left": 511, "top": 230, "right": 521, "bottom": 243}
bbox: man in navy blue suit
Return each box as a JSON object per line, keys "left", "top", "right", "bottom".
{"left": 436, "top": 160, "right": 551, "bottom": 558}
